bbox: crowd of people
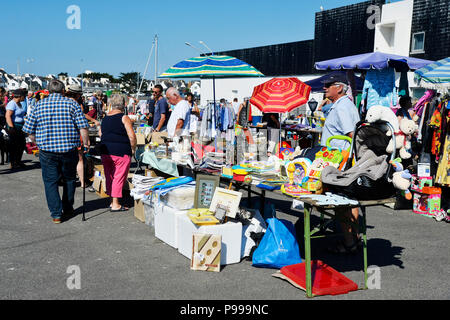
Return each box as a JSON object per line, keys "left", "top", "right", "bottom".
{"left": 1, "top": 75, "right": 421, "bottom": 238}
{"left": 0, "top": 80, "right": 247, "bottom": 223}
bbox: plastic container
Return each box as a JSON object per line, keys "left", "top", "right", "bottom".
{"left": 280, "top": 260, "right": 358, "bottom": 296}
{"left": 233, "top": 169, "right": 248, "bottom": 182}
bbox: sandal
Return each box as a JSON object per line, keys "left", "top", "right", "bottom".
{"left": 110, "top": 206, "right": 129, "bottom": 212}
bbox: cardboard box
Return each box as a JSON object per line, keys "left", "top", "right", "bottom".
{"left": 93, "top": 166, "right": 132, "bottom": 196}
{"left": 191, "top": 233, "right": 221, "bottom": 272}
{"left": 93, "top": 167, "right": 109, "bottom": 198}
{"left": 123, "top": 173, "right": 134, "bottom": 190}
{"left": 145, "top": 169, "right": 157, "bottom": 178}
{"left": 134, "top": 199, "right": 145, "bottom": 223}
{"left": 96, "top": 181, "right": 109, "bottom": 198}
{"left": 177, "top": 214, "right": 242, "bottom": 265}
{"left": 136, "top": 132, "right": 146, "bottom": 145}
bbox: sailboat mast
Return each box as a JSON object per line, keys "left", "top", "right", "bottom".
{"left": 154, "top": 34, "right": 158, "bottom": 83}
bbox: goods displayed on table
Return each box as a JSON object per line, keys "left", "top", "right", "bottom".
{"left": 77, "top": 57, "right": 449, "bottom": 300}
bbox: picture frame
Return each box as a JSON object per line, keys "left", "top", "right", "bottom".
{"left": 194, "top": 174, "right": 220, "bottom": 209}
{"left": 209, "top": 187, "right": 242, "bottom": 219}
{"left": 214, "top": 204, "right": 228, "bottom": 223}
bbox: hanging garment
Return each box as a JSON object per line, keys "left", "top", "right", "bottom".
{"left": 414, "top": 90, "right": 435, "bottom": 118}
{"left": 398, "top": 70, "right": 410, "bottom": 97}
{"left": 435, "top": 134, "right": 450, "bottom": 186}
{"left": 238, "top": 100, "right": 249, "bottom": 128}
{"left": 361, "top": 68, "right": 398, "bottom": 110}
{"left": 429, "top": 102, "right": 443, "bottom": 158}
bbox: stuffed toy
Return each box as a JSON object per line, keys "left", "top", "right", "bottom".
{"left": 386, "top": 118, "right": 418, "bottom": 157}
{"left": 390, "top": 159, "right": 412, "bottom": 200}
{"left": 365, "top": 105, "right": 400, "bottom": 134}
{"left": 396, "top": 118, "right": 418, "bottom": 159}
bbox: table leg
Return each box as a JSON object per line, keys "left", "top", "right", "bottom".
{"left": 304, "top": 204, "right": 312, "bottom": 298}
{"left": 260, "top": 189, "right": 265, "bottom": 214}
{"left": 248, "top": 184, "right": 252, "bottom": 208}
{"left": 361, "top": 206, "right": 368, "bottom": 289}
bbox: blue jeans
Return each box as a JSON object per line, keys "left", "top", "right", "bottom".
{"left": 39, "top": 149, "right": 78, "bottom": 219}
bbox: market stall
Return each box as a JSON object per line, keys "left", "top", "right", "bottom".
{"left": 84, "top": 51, "right": 449, "bottom": 298}
{"left": 412, "top": 56, "right": 450, "bottom": 220}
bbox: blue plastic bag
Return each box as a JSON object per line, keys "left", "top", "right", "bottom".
{"left": 252, "top": 218, "right": 302, "bottom": 269}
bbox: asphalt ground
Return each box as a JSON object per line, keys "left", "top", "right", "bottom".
{"left": 1, "top": 153, "right": 449, "bottom": 308}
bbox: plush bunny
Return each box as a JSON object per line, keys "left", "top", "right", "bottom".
{"left": 390, "top": 159, "right": 412, "bottom": 200}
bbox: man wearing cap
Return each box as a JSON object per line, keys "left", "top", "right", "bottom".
{"left": 23, "top": 79, "right": 90, "bottom": 224}
{"left": 66, "top": 84, "right": 99, "bottom": 126}
{"left": 321, "top": 73, "right": 360, "bottom": 150}
{"left": 65, "top": 83, "right": 99, "bottom": 190}
{"left": 321, "top": 74, "right": 362, "bottom": 254}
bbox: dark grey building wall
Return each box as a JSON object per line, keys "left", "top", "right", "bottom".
{"left": 410, "top": 0, "right": 450, "bottom": 61}
{"left": 215, "top": 40, "right": 315, "bottom": 76}
{"left": 314, "top": 0, "right": 385, "bottom": 63}
{"left": 217, "top": 0, "right": 386, "bottom": 76}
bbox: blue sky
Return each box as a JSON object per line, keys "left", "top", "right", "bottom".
{"left": 1, "top": 0, "right": 379, "bottom": 78}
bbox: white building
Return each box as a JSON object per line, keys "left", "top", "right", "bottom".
{"left": 200, "top": 75, "right": 323, "bottom": 109}
{"left": 374, "top": 0, "right": 414, "bottom": 56}
{"left": 189, "top": 81, "right": 201, "bottom": 96}
{"left": 374, "top": 0, "right": 424, "bottom": 99}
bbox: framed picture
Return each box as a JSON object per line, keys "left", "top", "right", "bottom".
{"left": 194, "top": 174, "right": 220, "bottom": 209}
{"left": 214, "top": 204, "right": 228, "bottom": 223}
{"left": 209, "top": 187, "right": 242, "bottom": 219}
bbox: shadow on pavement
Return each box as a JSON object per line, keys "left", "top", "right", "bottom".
{"left": 0, "top": 161, "right": 41, "bottom": 174}
{"left": 294, "top": 216, "right": 405, "bottom": 273}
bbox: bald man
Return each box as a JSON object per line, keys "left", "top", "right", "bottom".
{"left": 166, "top": 87, "right": 191, "bottom": 138}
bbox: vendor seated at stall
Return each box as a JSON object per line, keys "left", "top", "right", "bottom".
{"left": 321, "top": 73, "right": 362, "bottom": 254}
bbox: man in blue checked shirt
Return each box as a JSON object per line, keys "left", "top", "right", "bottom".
{"left": 23, "top": 79, "right": 90, "bottom": 224}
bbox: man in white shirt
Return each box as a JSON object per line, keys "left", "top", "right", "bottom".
{"left": 166, "top": 87, "right": 190, "bottom": 138}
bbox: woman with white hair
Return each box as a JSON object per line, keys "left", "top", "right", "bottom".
{"left": 99, "top": 94, "right": 136, "bottom": 211}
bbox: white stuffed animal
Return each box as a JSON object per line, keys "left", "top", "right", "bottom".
{"left": 390, "top": 159, "right": 412, "bottom": 200}
{"left": 366, "top": 105, "right": 400, "bottom": 154}
{"left": 365, "top": 105, "right": 400, "bottom": 134}
{"left": 396, "top": 118, "right": 418, "bottom": 159}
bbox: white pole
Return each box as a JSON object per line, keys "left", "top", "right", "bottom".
{"left": 154, "top": 34, "right": 158, "bottom": 83}
{"left": 199, "top": 41, "right": 213, "bottom": 55}
{"left": 138, "top": 41, "right": 155, "bottom": 95}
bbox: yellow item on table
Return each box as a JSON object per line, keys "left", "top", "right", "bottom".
{"left": 189, "top": 215, "right": 220, "bottom": 226}
{"left": 188, "top": 208, "right": 214, "bottom": 217}
{"left": 232, "top": 169, "right": 248, "bottom": 175}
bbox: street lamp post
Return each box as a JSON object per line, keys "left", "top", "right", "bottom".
{"left": 26, "top": 58, "right": 35, "bottom": 90}
{"left": 185, "top": 42, "right": 205, "bottom": 55}
{"left": 199, "top": 41, "right": 213, "bottom": 56}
